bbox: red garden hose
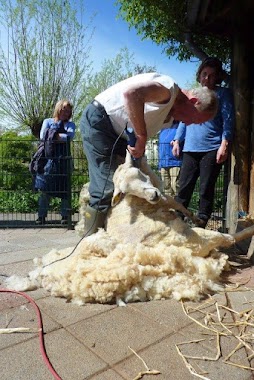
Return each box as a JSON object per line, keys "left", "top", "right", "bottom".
{"left": 0, "top": 288, "right": 62, "bottom": 380}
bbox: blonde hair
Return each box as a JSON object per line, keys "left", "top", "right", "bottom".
{"left": 192, "top": 86, "right": 218, "bottom": 118}
{"left": 53, "top": 99, "right": 73, "bottom": 120}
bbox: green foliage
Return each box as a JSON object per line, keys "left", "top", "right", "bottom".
{"left": 0, "top": 131, "right": 38, "bottom": 212}
{"left": 115, "top": 0, "right": 231, "bottom": 63}
{"left": 0, "top": 132, "right": 88, "bottom": 213}
{"left": 0, "top": 190, "right": 38, "bottom": 212}
{"left": 0, "top": 0, "right": 93, "bottom": 136}
{"left": 0, "top": 131, "right": 34, "bottom": 190}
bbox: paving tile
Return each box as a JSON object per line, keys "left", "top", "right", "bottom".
{"left": 226, "top": 266, "right": 254, "bottom": 288}
{"left": 0, "top": 290, "right": 29, "bottom": 311}
{"left": 0, "top": 228, "right": 79, "bottom": 248}
{"left": 0, "top": 247, "right": 50, "bottom": 265}
{"left": 88, "top": 369, "right": 126, "bottom": 379}
{"left": 173, "top": 320, "right": 251, "bottom": 380}
{"left": 0, "top": 328, "right": 107, "bottom": 380}
{"left": 1, "top": 228, "right": 254, "bottom": 380}
{"left": 0, "top": 259, "right": 36, "bottom": 277}
{"left": 0, "top": 242, "right": 21, "bottom": 254}
{"left": 129, "top": 298, "right": 197, "bottom": 332}
{"left": 66, "top": 304, "right": 170, "bottom": 366}
{"left": 36, "top": 296, "right": 117, "bottom": 327}
{"left": 0, "top": 337, "right": 53, "bottom": 380}
{"left": 227, "top": 289, "right": 254, "bottom": 312}
{"left": 44, "top": 329, "right": 108, "bottom": 380}
{"left": 115, "top": 334, "right": 195, "bottom": 380}
{"left": 0, "top": 301, "right": 60, "bottom": 350}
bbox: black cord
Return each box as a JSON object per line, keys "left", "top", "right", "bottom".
{"left": 43, "top": 127, "right": 127, "bottom": 268}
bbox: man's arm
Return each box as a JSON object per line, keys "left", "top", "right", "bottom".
{"left": 123, "top": 81, "right": 172, "bottom": 158}
{"left": 217, "top": 88, "right": 235, "bottom": 164}
{"left": 172, "top": 122, "right": 186, "bottom": 158}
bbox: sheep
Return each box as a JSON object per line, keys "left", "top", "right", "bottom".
{"left": 75, "top": 151, "right": 199, "bottom": 236}
{"left": 5, "top": 152, "right": 254, "bottom": 305}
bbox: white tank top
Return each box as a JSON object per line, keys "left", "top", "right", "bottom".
{"left": 95, "top": 72, "right": 179, "bottom": 138}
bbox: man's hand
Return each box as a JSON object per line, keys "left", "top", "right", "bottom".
{"left": 127, "top": 135, "right": 146, "bottom": 158}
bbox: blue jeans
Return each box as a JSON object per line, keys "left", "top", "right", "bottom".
{"left": 80, "top": 102, "right": 127, "bottom": 212}
{"left": 38, "top": 192, "right": 68, "bottom": 218}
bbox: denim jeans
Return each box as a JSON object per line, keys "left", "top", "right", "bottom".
{"left": 79, "top": 102, "right": 127, "bottom": 212}
{"left": 38, "top": 192, "right": 68, "bottom": 217}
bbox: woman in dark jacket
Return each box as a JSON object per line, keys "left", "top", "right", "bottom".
{"left": 35, "top": 99, "right": 76, "bottom": 225}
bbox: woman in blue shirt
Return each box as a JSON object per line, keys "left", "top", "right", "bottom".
{"left": 172, "top": 57, "right": 235, "bottom": 228}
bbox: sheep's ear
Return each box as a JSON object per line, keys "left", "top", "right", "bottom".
{"left": 125, "top": 150, "right": 133, "bottom": 167}
{"left": 111, "top": 189, "right": 124, "bottom": 207}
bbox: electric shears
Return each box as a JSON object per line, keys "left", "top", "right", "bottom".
{"left": 125, "top": 126, "right": 142, "bottom": 168}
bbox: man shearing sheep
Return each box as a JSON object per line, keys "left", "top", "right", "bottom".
{"left": 80, "top": 72, "right": 218, "bottom": 236}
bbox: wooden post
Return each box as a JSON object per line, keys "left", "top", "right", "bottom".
{"left": 226, "top": 2, "right": 252, "bottom": 233}
{"left": 248, "top": 90, "right": 254, "bottom": 215}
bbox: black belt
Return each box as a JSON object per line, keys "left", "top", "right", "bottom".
{"left": 91, "top": 99, "right": 106, "bottom": 113}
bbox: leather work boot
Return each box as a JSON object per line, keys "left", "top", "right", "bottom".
{"left": 83, "top": 205, "right": 107, "bottom": 237}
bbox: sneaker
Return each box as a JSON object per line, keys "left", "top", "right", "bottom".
{"left": 35, "top": 217, "right": 46, "bottom": 225}
{"left": 61, "top": 216, "right": 68, "bottom": 225}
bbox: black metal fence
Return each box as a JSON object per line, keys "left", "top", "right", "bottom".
{"left": 0, "top": 137, "right": 86, "bottom": 229}
{"left": 0, "top": 137, "right": 227, "bottom": 231}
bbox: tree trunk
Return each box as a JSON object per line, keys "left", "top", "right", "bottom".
{"left": 30, "top": 122, "right": 43, "bottom": 138}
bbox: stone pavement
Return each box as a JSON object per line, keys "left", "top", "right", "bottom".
{"left": 1, "top": 228, "right": 254, "bottom": 380}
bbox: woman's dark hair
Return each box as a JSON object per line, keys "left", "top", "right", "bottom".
{"left": 196, "top": 57, "right": 224, "bottom": 85}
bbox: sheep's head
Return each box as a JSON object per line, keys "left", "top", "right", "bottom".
{"left": 112, "top": 151, "right": 162, "bottom": 206}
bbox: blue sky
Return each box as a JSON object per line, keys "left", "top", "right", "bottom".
{"left": 84, "top": 0, "right": 200, "bottom": 88}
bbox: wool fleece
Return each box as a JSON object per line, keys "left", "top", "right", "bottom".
{"left": 6, "top": 195, "right": 234, "bottom": 305}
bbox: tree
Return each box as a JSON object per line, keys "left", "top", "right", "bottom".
{"left": 0, "top": 0, "right": 93, "bottom": 136}
{"left": 115, "top": 0, "right": 231, "bottom": 63}
{"left": 84, "top": 47, "right": 156, "bottom": 102}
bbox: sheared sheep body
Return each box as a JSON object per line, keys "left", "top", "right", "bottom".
{"left": 106, "top": 195, "right": 234, "bottom": 257}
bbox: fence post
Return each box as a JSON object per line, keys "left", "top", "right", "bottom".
{"left": 222, "top": 162, "right": 229, "bottom": 233}
{"left": 66, "top": 138, "right": 72, "bottom": 229}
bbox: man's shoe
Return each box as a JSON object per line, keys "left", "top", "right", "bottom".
{"left": 61, "top": 216, "right": 68, "bottom": 225}
{"left": 175, "top": 210, "right": 185, "bottom": 221}
{"left": 35, "top": 217, "right": 46, "bottom": 225}
{"left": 195, "top": 218, "right": 208, "bottom": 229}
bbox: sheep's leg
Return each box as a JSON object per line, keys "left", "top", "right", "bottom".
{"left": 161, "top": 195, "right": 254, "bottom": 244}
{"left": 160, "top": 195, "right": 200, "bottom": 224}
{"left": 232, "top": 224, "right": 254, "bottom": 243}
